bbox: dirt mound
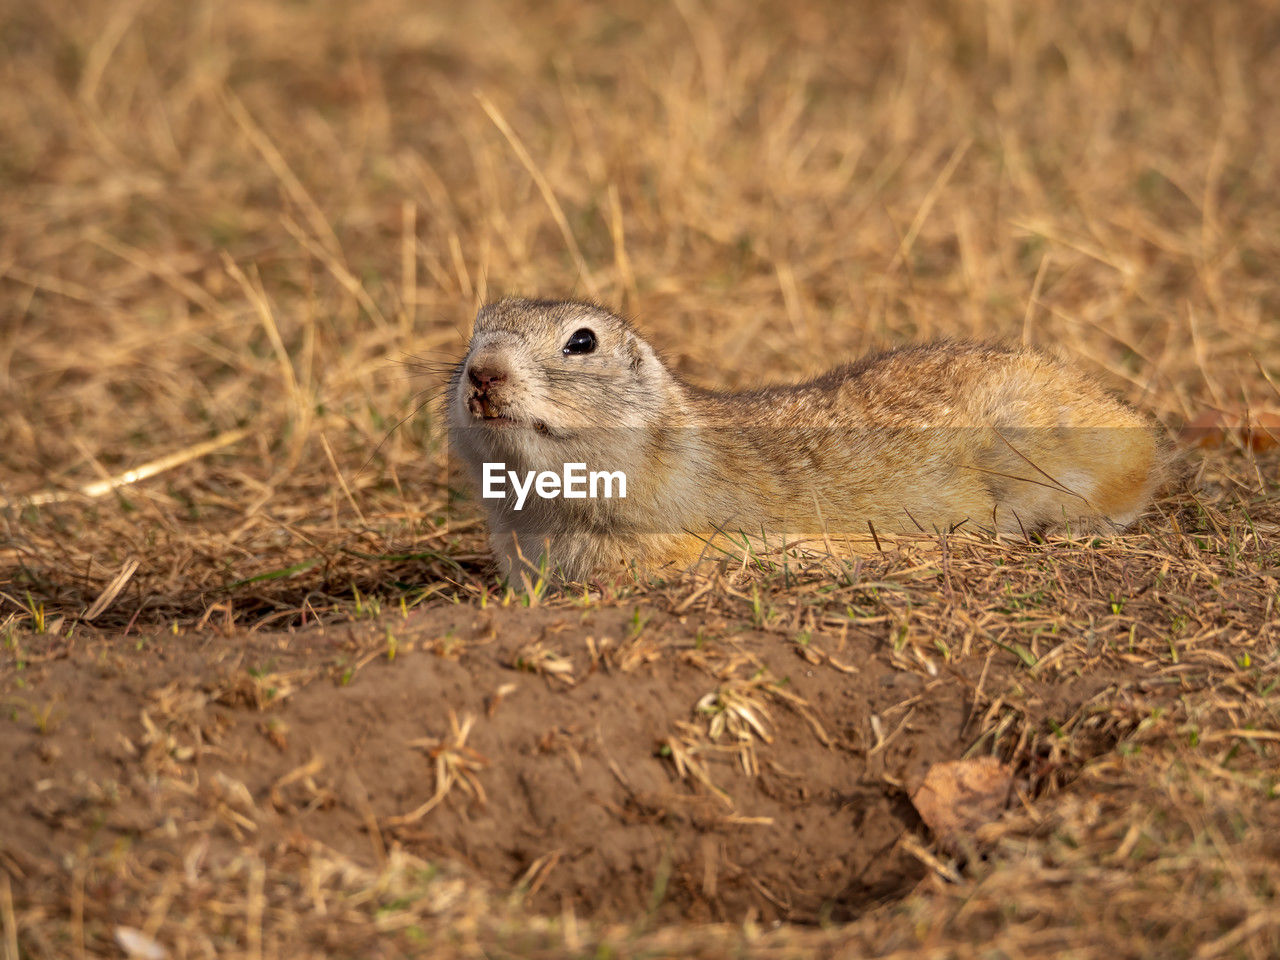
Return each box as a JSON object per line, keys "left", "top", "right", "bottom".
{"left": 3, "top": 602, "right": 1037, "bottom": 924}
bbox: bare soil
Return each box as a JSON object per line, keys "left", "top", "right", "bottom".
{"left": 4, "top": 603, "right": 968, "bottom": 925}
{"left": 5, "top": 517, "right": 1278, "bottom": 959}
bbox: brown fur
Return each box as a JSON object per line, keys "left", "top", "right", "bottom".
{"left": 448, "top": 299, "right": 1169, "bottom": 582}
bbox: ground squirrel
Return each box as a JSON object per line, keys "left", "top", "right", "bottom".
{"left": 448, "top": 298, "right": 1167, "bottom": 582}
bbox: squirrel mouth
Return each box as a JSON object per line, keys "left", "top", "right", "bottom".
{"left": 480, "top": 415, "right": 551, "bottom": 436}
{"left": 468, "top": 397, "right": 551, "bottom": 435}
{"left": 469, "top": 394, "right": 511, "bottom": 422}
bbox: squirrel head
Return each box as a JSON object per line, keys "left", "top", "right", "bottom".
{"left": 448, "top": 298, "right": 674, "bottom": 469}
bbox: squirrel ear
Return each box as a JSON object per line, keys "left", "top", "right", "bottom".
{"left": 625, "top": 332, "right": 645, "bottom": 371}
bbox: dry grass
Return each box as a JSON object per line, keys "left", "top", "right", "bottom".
{"left": 1, "top": 0, "right": 1279, "bottom": 956}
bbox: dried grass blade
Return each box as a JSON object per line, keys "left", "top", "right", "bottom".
{"left": 475, "top": 90, "right": 599, "bottom": 298}
{"left": 84, "top": 558, "right": 142, "bottom": 621}
{"left": 6, "top": 428, "right": 251, "bottom": 507}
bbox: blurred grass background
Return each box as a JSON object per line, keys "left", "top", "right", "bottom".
{"left": 1, "top": 0, "right": 1277, "bottom": 623}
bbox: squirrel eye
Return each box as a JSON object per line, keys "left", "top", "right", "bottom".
{"left": 563, "top": 328, "right": 597, "bottom": 355}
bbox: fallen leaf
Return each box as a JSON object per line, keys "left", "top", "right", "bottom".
{"left": 1181, "top": 411, "right": 1280, "bottom": 451}
{"left": 912, "top": 756, "right": 1013, "bottom": 845}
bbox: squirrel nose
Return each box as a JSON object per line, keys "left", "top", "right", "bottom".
{"left": 468, "top": 363, "right": 507, "bottom": 393}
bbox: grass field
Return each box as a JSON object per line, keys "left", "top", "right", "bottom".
{"left": 2, "top": 0, "right": 1279, "bottom": 956}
